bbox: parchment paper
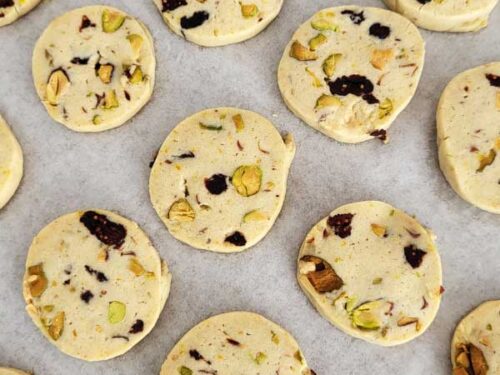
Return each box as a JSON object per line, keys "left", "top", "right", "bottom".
{"left": 0, "top": 0, "right": 499, "bottom": 374}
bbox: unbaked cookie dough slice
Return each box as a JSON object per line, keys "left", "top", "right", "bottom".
{"left": 383, "top": 0, "right": 498, "bottom": 32}
{"left": 452, "top": 301, "right": 499, "bottom": 375}
{"left": 160, "top": 311, "right": 315, "bottom": 375}
{"left": 0, "top": 369, "right": 30, "bottom": 375}
{"left": 149, "top": 107, "right": 295, "bottom": 253}
{"left": 0, "top": 0, "right": 41, "bottom": 27}
{"left": 32, "top": 6, "right": 155, "bottom": 132}
{"left": 297, "top": 201, "right": 443, "bottom": 346}
{"left": 278, "top": 6, "right": 425, "bottom": 143}
{"left": 0, "top": 115, "right": 23, "bottom": 210}
{"left": 437, "top": 63, "right": 500, "bottom": 214}
{"left": 152, "top": 0, "right": 283, "bottom": 47}
{"left": 23, "top": 209, "right": 171, "bottom": 361}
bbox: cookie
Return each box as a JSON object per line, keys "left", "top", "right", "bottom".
{"left": 0, "top": 0, "right": 41, "bottom": 27}
{"left": 23, "top": 209, "right": 171, "bottom": 361}
{"left": 297, "top": 201, "right": 443, "bottom": 346}
{"left": 149, "top": 107, "right": 295, "bottom": 253}
{"left": 383, "top": 0, "right": 498, "bottom": 32}
{"left": 160, "top": 311, "right": 315, "bottom": 375}
{"left": 152, "top": 0, "right": 283, "bottom": 47}
{"left": 452, "top": 300, "right": 499, "bottom": 375}
{"left": 0, "top": 369, "right": 30, "bottom": 375}
{"left": 32, "top": 6, "right": 155, "bottom": 132}
{"left": 0, "top": 115, "right": 23, "bottom": 210}
{"left": 278, "top": 6, "right": 425, "bottom": 143}
{"left": 437, "top": 62, "right": 500, "bottom": 214}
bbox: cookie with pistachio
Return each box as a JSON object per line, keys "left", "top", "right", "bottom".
{"left": 0, "top": 0, "right": 41, "bottom": 27}
{"left": 23, "top": 209, "right": 171, "bottom": 361}
{"left": 149, "top": 107, "right": 295, "bottom": 253}
{"left": 297, "top": 201, "right": 443, "bottom": 346}
{"left": 452, "top": 301, "right": 499, "bottom": 375}
{"left": 278, "top": 6, "right": 425, "bottom": 144}
{"left": 437, "top": 62, "right": 500, "bottom": 214}
{"left": 0, "top": 369, "right": 30, "bottom": 375}
{"left": 0, "top": 115, "right": 23, "bottom": 210}
{"left": 32, "top": 6, "right": 155, "bottom": 132}
{"left": 152, "top": 0, "right": 283, "bottom": 47}
{"left": 160, "top": 311, "right": 315, "bottom": 375}
{"left": 383, "top": 0, "right": 498, "bottom": 32}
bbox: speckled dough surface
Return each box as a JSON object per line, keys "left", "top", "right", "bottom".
{"left": 32, "top": 6, "right": 155, "bottom": 132}
{"left": 0, "top": 115, "right": 23, "bottom": 210}
{"left": 152, "top": 0, "right": 283, "bottom": 47}
{"left": 23, "top": 209, "right": 171, "bottom": 361}
{"left": 451, "top": 301, "right": 499, "bottom": 375}
{"left": 297, "top": 201, "right": 443, "bottom": 346}
{"left": 0, "top": 0, "right": 41, "bottom": 27}
{"left": 160, "top": 311, "right": 315, "bottom": 375}
{"left": 278, "top": 6, "right": 425, "bottom": 144}
{"left": 437, "top": 62, "right": 500, "bottom": 214}
{"left": 0, "top": 369, "right": 30, "bottom": 375}
{"left": 149, "top": 107, "right": 295, "bottom": 253}
{"left": 383, "top": 0, "right": 498, "bottom": 32}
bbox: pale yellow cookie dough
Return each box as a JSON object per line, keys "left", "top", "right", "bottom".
{"left": 0, "top": 115, "right": 23, "bottom": 210}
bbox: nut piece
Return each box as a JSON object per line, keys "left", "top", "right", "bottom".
{"left": 311, "top": 19, "right": 339, "bottom": 32}
{"left": 27, "top": 264, "right": 48, "bottom": 298}
{"left": 243, "top": 210, "right": 268, "bottom": 222}
{"left": 48, "top": 311, "right": 65, "bottom": 340}
{"left": 322, "top": 54, "right": 342, "bottom": 78}
{"left": 108, "top": 301, "right": 126, "bottom": 324}
{"left": 129, "top": 258, "right": 154, "bottom": 278}
{"left": 397, "top": 316, "right": 419, "bottom": 329}
{"left": 232, "top": 165, "right": 262, "bottom": 197}
{"left": 125, "top": 65, "right": 144, "bottom": 84}
{"left": 241, "top": 3, "right": 258, "bottom": 18}
{"left": 309, "top": 34, "right": 327, "bottom": 51}
{"left": 378, "top": 98, "right": 393, "bottom": 119}
{"left": 351, "top": 301, "right": 382, "bottom": 330}
{"left": 470, "top": 344, "right": 488, "bottom": 375}
{"left": 168, "top": 198, "right": 195, "bottom": 222}
{"left": 477, "top": 149, "right": 496, "bottom": 172}
{"left": 315, "top": 94, "right": 341, "bottom": 109}
{"left": 454, "top": 343, "right": 489, "bottom": 375}
{"left": 103, "top": 90, "right": 119, "bottom": 109}
{"left": 370, "top": 223, "right": 386, "bottom": 238}
{"left": 370, "top": 49, "right": 393, "bottom": 70}
{"left": 232, "top": 114, "right": 245, "bottom": 132}
{"left": 97, "top": 64, "right": 114, "bottom": 84}
{"left": 179, "top": 367, "right": 193, "bottom": 375}
{"left": 127, "top": 34, "right": 143, "bottom": 57}
{"left": 46, "top": 69, "right": 70, "bottom": 105}
{"left": 305, "top": 67, "right": 323, "bottom": 88}
{"left": 299, "top": 255, "right": 344, "bottom": 293}
{"left": 289, "top": 41, "right": 317, "bottom": 61}
{"left": 102, "top": 9, "right": 126, "bottom": 33}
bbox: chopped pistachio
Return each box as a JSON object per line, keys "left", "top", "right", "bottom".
{"left": 308, "top": 33, "right": 327, "bottom": 51}
{"left": 315, "top": 94, "right": 341, "bottom": 109}
{"left": 243, "top": 210, "right": 267, "bottom": 222}
{"left": 129, "top": 66, "right": 144, "bottom": 84}
{"left": 178, "top": 366, "right": 193, "bottom": 375}
{"left": 127, "top": 34, "right": 143, "bottom": 56}
{"left": 378, "top": 98, "right": 393, "bottom": 119}
{"left": 103, "top": 90, "right": 119, "bottom": 109}
{"left": 372, "top": 277, "right": 383, "bottom": 285}
{"left": 397, "top": 316, "right": 419, "bottom": 328}
{"left": 129, "top": 258, "right": 154, "bottom": 277}
{"left": 102, "top": 9, "right": 125, "bottom": 33}
{"left": 294, "top": 350, "right": 304, "bottom": 363}
{"left": 92, "top": 115, "right": 102, "bottom": 125}
{"left": 97, "top": 64, "right": 114, "bottom": 84}
{"left": 289, "top": 41, "right": 317, "bottom": 61}
{"left": 27, "top": 264, "right": 48, "bottom": 297}
{"left": 168, "top": 199, "right": 195, "bottom": 222}
{"left": 371, "top": 223, "right": 386, "bottom": 237}
{"left": 232, "top": 165, "right": 262, "bottom": 197}
{"left": 232, "top": 114, "right": 244, "bottom": 132}
{"left": 271, "top": 330, "right": 280, "bottom": 344}
{"left": 305, "top": 67, "right": 323, "bottom": 88}
{"left": 370, "top": 49, "right": 394, "bottom": 70}
{"left": 108, "top": 301, "right": 126, "bottom": 324}
{"left": 322, "top": 54, "right": 341, "bottom": 77}
{"left": 351, "top": 301, "right": 382, "bottom": 330}
{"left": 345, "top": 296, "right": 357, "bottom": 312}
{"left": 477, "top": 149, "right": 496, "bottom": 172}
{"left": 48, "top": 311, "right": 65, "bottom": 340}
{"left": 43, "top": 305, "right": 55, "bottom": 312}
{"left": 241, "top": 3, "right": 258, "bottom": 18}
{"left": 254, "top": 352, "right": 267, "bottom": 365}
{"left": 46, "top": 69, "right": 70, "bottom": 105}
{"left": 311, "top": 19, "right": 339, "bottom": 32}
{"left": 199, "top": 122, "right": 223, "bottom": 131}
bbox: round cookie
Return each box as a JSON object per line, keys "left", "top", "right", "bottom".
{"left": 149, "top": 107, "right": 295, "bottom": 253}
{"left": 452, "top": 301, "right": 499, "bottom": 375}
{"left": 0, "top": 115, "right": 23, "bottom": 210}
{"left": 0, "top": 369, "right": 30, "bottom": 375}
{"left": 437, "top": 63, "right": 500, "bottom": 214}
{"left": 32, "top": 6, "right": 155, "bottom": 132}
{"left": 160, "top": 311, "right": 315, "bottom": 375}
{"left": 0, "top": 0, "right": 41, "bottom": 27}
{"left": 383, "top": 0, "right": 498, "bottom": 32}
{"left": 23, "top": 209, "right": 171, "bottom": 361}
{"left": 278, "top": 6, "right": 425, "bottom": 144}
{"left": 297, "top": 201, "right": 443, "bottom": 346}
{"left": 152, "top": 0, "right": 283, "bottom": 47}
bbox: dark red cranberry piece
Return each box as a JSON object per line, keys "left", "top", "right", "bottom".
{"left": 225, "top": 231, "right": 247, "bottom": 246}
{"left": 404, "top": 245, "right": 427, "bottom": 268}
{"left": 340, "top": 9, "right": 365, "bottom": 25}
{"left": 205, "top": 174, "right": 228, "bottom": 195}
{"left": 129, "top": 319, "right": 144, "bottom": 334}
{"left": 370, "top": 129, "right": 387, "bottom": 142}
{"left": 328, "top": 75, "right": 374, "bottom": 97}
{"left": 80, "top": 290, "right": 94, "bottom": 304}
{"left": 369, "top": 23, "right": 391, "bottom": 39}
{"left": 486, "top": 73, "right": 500, "bottom": 87}
{"left": 181, "top": 11, "right": 209, "bottom": 29}
{"left": 161, "top": 0, "right": 187, "bottom": 12}
{"left": 84, "top": 265, "right": 108, "bottom": 282}
{"left": 80, "top": 211, "right": 127, "bottom": 248}
{"left": 327, "top": 213, "right": 354, "bottom": 238}
{"left": 79, "top": 15, "right": 96, "bottom": 32}
{"left": 0, "top": 0, "right": 14, "bottom": 8}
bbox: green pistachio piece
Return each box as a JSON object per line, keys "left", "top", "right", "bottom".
{"left": 315, "top": 94, "right": 341, "bottom": 109}
{"left": 311, "top": 19, "right": 339, "bottom": 32}
{"left": 289, "top": 41, "right": 317, "bottom": 61}
{"left": 92, "top": 115, "right": 102, "bottom": 125}
{"left": 254, "top": 352, "right": 267, "bottom": 365}
{"left": 241, "top": 4, "right": 259, "bottom": 18}
{"left": 477, "top": 149, "right": 496, "bottom": 172}
{"left": 108, "top": 301, "right": 126, "bottom": 324}
{"left": 232, "top": 114, "right": 245, "bottom": 132}
{"left": 97, "top": 64, "right": 114, "bottom": 84}
{"left": 199, "top": 122, "right": 223, "bottom": 131}
{"left": 243, "top": 210, "right": 267, "bottom": 222}
{"left": 351, "top": 301, "right": 382, "bottom": 330}
{"left": 378, "top": 98, "right": 393, "bottom": 119}
{"left": 168, "top": 199, "right": 195, "bottom": 222}
{"left": 48, "top": 311, "right": 65, "bottom": 340}
{"left": 129, "top": 66, "right": 144, "bottom": 84}
{"left": 102, "top": 9, "right": 125, "bottom": 33}
{"left": 345, "top": 296, "right": 357, "bottom": 312}
{"left": 305, "top": 67, "right": 323, "bottom": 88}
{"left": 178, "top": 366, "right": 193, "bottom": 375}
{"left": 27, "top": 264, "right": 48, "bottom": 297}
{"left": 46, "top": 69, "right": 70, "bottom": 105}
{"left": 232, "top": 165, "right": 262, "bottom": 197}
{"left": 322, "top": 54, "right": 342, "bottom": 78}
{"left": 103, "top": 90, "right": 119, "bottom": 109}
{"left": 308, "top": 33, "right": 327, "bottom": 51}
{"left": 127, "top": 34, "right": 143, "bottom": 56}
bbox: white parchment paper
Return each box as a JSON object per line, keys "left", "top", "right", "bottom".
{"left": 0, "top": 0, "right": 499, "bottom": 374}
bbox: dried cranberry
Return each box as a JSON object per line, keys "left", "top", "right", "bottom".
{"left": 370, "top": 129, "right": 387, "bottom": 142}
{"left": 71, "top": 57, "right": 90, "bottom": 65}
{"left": 369, "top": 23, "right": 391, "bottom": 39}
{"left": 80, "top": 290, "right": 94, "bottom": 303}
{"left": 0, "top": 0, "right": 14, "bottom": 8}
{"left": 129, "top": 319, "right": 144, "bottom": 334}
{"left": 363, "top": 93, "right": 379, "bottom": 104}
{"left": 161, "top": 0, "right": 187, "bottom": 12}
{"left": 79, "top": 15, "right": 95, "bottom": 32}
{"left": 181, "top": 11, "right": 209, "bottom": 29}
{"left": 84, "top": 265, "right": 108, "bottom": 282}
{"left": 205, "top": 174, "right": 228, "bottom": 195}
{"left": 327, "top": 213, "right": 354, "bottom": 238}
{"left": 80, "top": 211, "right": 127, "bottom": 248}
{"left": 486, "top": 73, "right": 500, "bottom": 87}
{"left": 416, "top": 0, "right": 431, "bottom": 4}
{"left": 340, "top": 9, "right": 365, "bottom": 25}
{"left": 404, "top": 245, "right": 427, "bottom": 268}
{"left": 329, "top": 75, "right": 374, "bottom": 97}
{"left": 225, "top": 231, "right": 247, "bottom": 246}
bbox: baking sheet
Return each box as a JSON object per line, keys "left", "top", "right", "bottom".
{"left": 0, "top": 0, "right": 499, "bottom": 373}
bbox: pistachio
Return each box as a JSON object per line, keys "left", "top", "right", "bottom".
{"left": 470, "top": 344, "right": 488, "bottom": 375}
{"left": 102, "top": 9, "right": 125, "bottom": 33}
{"left": 108, "top": 301, "right": 126, "bottom": 324}
{"left": 254, "top": 352, "right": 267, "bottom": 365}
{"left": 97, "top": 64, "right": 114, "bottom": 84}
{"left": 289, "top": 41, "right": 317, "bottom": 61}
{"left": 232, "top": 114, "right": 244, "bottom": 132}
{"left": 129, "top": 258, "right": 154, "bottom": 277}
{"left": 351, "top": 301, "right": 382, "bottom": 330}
{"left": 477, "top": 149, "right": 496, "bottom": 172}
{"left": 397, "top": 316, "right": 419, "bottom": 329}
{"left": 168, "top": 198, "right": 195, "bottom": 222}
{"left": 178, "top": 366, "right": 193, "bottom": 375}
{"left": 370, "top": 49, "right": 393, "bottom": 70}
{"left": 299, "top": 255, "right": 344, "bottom": 293}
{"left": 243, "top": 210, "right": 268, "bottom": 222}
{"left": 378, "top": 98, "right": 393, "bottom": 119}
{"left": 322, "top": 54, "right": 342, "bottom": 78}
{"left": 27, "top": 264, "right": 48, "bottom": 297}
{"left": 241, "top": 3, "right": 258, "bottom": 18}
{"left": 370, "top": 223, "right": 386, "bottom": 237}
{"left": 232, "top": 165, "right": 262, "bottom": 197}
{"left": 127, "top": 34, "right": 143, "bottom": 57}
{"left": 271, "top": 330, "right": 280, "bottom": 344}
{"left": 46, "top": 69, "right": 70, "bottom": 105}
{"left": 311, "top": 19, "right": 339, "bottom": 32}
{"left": 102, "top": 90, "right": 119, "bottom": 109}
{"left": 92, "top": 115, "right": 102, "bottom": 125}
{"left": 308, "top": 33, "right": 327, "bottom": 51}
{"left": 305, "top": 67, "right": 323, "bottom": 88}
{"left": 345, "top": 296, "right": 357, "bottom": 312}
{"left": 372, "top": 277, "right": 383, "bottom": 285}
{"left": 48, "top": 311, "right": 65, "bottom": 340}
{"left": 315, "top": 94, "right": 341, "bottom": 109}
{"left": 294, "top": 350, "right": 304, "bottom": 363}
{"left": 455, "top": 350, "right": 470, "bottom": 368}
{"left": 199, "top": 122, "right": 223, "bottom": 131}
{"left": 128, "top": 65, "right": 144, "bottom": 84}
